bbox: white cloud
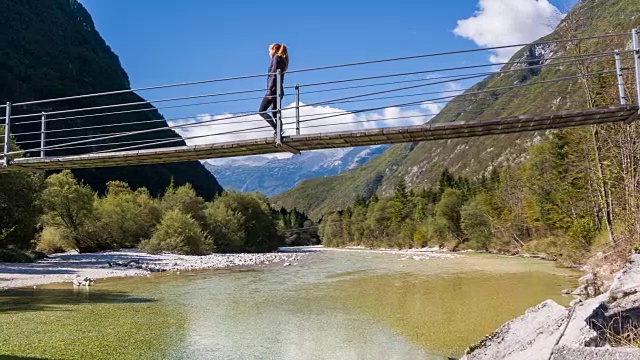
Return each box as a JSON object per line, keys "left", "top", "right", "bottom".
{"left": 169, "top": 101, "right": 437, "bottom": 146}
{"left": 453, "top": 0, "right": 565, "bottom": 63}
{"left": 168, "top": 78, "right": 478, "bottom": 165}
{"left": 168, "top": 101, "right": 441, "bottom": 163}
{"left": 444, "top": 82, "right": 464, "bottom": 97}
{"left": 420, "top": 101, "right": 444, "bottom": 114}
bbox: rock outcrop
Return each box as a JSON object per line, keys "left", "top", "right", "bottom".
{"left": 461, "top": 254, "right": 640, "bottom": 360}
{"left": 72, "top": 276, "right": 95, "bottom": 287}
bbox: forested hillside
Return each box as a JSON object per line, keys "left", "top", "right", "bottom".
{"left": 273, "top": 0, "right": 640, "bottom": 220}
{"left": 0, "top": 0, "right": 222, "bottom": 199}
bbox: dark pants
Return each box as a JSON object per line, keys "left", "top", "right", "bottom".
{"left": 258, "top": 93, "right": 283, "bottom": 131}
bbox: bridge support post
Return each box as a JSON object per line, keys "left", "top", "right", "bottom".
{"left": 41, "top": 112, "right": 46, "bottom": 158}
{"left": 276, "top": 69, "right": 282, "bottom": 147}
{"left": 633, "top": 29, "right": 640, "bottom": 110}
{"left": 3, "top": 102, "right": 10, "bottom": 168}
{"left": 615, "top": 51, "right": 627, "bottom": 105}
{"left": 295, "top": 85, "right": 300, "bottom": 135}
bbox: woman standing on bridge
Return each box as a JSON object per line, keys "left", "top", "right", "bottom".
{"left": 259, "top": 43, "right": 289, "bottom": 136}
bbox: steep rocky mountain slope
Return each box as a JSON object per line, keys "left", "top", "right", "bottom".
{"left": 206, "top": 146, "right": 390, "bottom": 197}
{"left": 0, "top": 0, "right": 222, "bottom": 199}
{"left": 273, "top": 0, "right": 640, "bottom": 218}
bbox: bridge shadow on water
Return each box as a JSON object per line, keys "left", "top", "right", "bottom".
{"left": 0, "top": 287, "right": 156, "bottom": 314}
{"left": 0, "top": 356, "right": 52, "bottom": 360}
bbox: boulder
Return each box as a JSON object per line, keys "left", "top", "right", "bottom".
{"left": 461, "top": 300, "right": 568, "bottom": 360}
{"left": 463, "top": 254, "right": 640, "bottom": 360}
{"left": 551, "top": 345, "right": 640, "bottom": 360}
{"left": 72, "top": 276, "right": 95, "bottom": 286}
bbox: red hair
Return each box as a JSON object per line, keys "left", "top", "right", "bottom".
{"left": 270, "top": 43, "right": 289, "bottom": 71}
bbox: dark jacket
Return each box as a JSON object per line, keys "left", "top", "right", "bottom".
{"left": 267, "top": 55, "right": 286, "bottom": 96}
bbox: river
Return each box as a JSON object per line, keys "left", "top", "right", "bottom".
{"left": 0, "top": 248, "right": 579, "bottom": 360}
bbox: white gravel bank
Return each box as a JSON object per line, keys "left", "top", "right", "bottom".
{"left": 326, "top": 245, "right": 464, "bottom": 260}
{"left": 0, "top": 248, "right": 306, "bottom": 290}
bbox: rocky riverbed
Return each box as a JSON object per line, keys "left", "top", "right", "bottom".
{"left": 0, "top": 248, "right": 308, "bottom": 290}
{"left": 461, "top": 254, "right": 640, "bottom": 360}
{"left": 0, "top": 246, "right": 463, "bottom": 290}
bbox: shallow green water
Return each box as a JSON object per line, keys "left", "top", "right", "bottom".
{"left": 0, "top": 250, "right": 579, "bottom": 359}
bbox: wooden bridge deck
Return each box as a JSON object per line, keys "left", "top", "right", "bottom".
{"left": 3, "top": 105, "right": 638, "bottom": 172}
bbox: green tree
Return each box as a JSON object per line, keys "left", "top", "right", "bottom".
{"left": 0, "top": 127, "right": 44, "bottom": 251}
{"left": 341, "top": 208, "right": 354, "bottom": 244}
{"left": 204, "top": 191, "right": 282, "bottom": 253}
{"left": 396, "top": 221, "right": 417, "bottom": 248}
{"left": 0, "top": 171, "right": 43, "bottom": 250}
{"left": 38, "top": 170, "right": 98, "bottom": 252}
{"left": 461, "top": 193, "right": 493, "bottom": 251}
{"left": 390, "top": 180, "right": 410, "bottom": 224}
{"left": 364, "top": 199, "right": 392, "bottom": 243}
{"left": 521, "top": 132, "right": 580, "bottom": 232}
{"left": 493, "top": 166, "right": 530, "bottom": 249}
{"left": 432, "top": 188, "right": 465, "bottom": 246}
{"left": 438, "top": 169, "right": 457, "bottom": 194}
{"left": 161, "top": 183, "right": 206, "bottom": 225}
{"left": 94, "top": 181, "right": 161, "bottom": 247}
{"left": 351, "top": 204, "right": 368, "bottom": 244}
{"left": 205, "top": 201, "right": 247, "bottom": 252}
{"left": 354, "top": 196, "right": 367, "bottom": 208}
{"left": 566, "top": 217, "right": 597, "bottom": 256}
{"left": 319, "top": 212, "right": 343, "bottom": 247}
{"left": 140, "top": 209, "right": 211, "bottom": 255}
{"left": 413, "top": 220, "right": 430, "bottom": 248}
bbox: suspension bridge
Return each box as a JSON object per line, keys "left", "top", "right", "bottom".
{"left": 1, "top": 29, "right": 640, "bottom": 172}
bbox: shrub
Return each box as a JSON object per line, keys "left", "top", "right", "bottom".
{"left": 139, "top": 209, "right": 211, "bottom": 255}
{"left": 0, "top": 171, "right": 43, "bottom": 250}
{"left": 567, "top": 218, "right": 597, "bottom": 249}
{"left": 94, "top": 182, "right": 161, "bottom": 248}
{"left": 204, "top": 204, "right": 246, "bottom": 252}
{"left": 36, "top": 226, "right": 75, "bottom": 254}
{"left": 523, "top": 236, "right": 563, "bottom": 259}
{"left": 26, "top": 250, "right": 47, "bottom": 261}
{"left": 461, "top": 194, "right": 493, "bottom": 251}
{"left": 38, "top": 170, "right": 98, "bottom": 252}
{"left": 432, "top": 188, "right": 465, "bottom": 244}
{"left": 204, "top": 191, "right": 283, "bottom": 253}
{"left": 0, "top": 247, "right": 32, "bottom": 263}
{"left": 0, "top": 246, "right": 47, "bottom": 263}
{"left": 160, "top": 183, "right": 206, "bottom": 225}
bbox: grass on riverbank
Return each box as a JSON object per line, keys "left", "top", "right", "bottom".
{"left": 597, "top": 319, "right": 640, "bottom": 348}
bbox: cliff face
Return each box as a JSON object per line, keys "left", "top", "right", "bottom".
{"left": 0, "top": 0, "right": 222, "bottom": 199}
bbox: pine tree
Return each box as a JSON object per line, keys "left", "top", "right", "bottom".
{"left": 438, "top": 169, "right": 457, "bottom": 194}
{"left": 390, "top": 180, "right": 410, "bottom": 224}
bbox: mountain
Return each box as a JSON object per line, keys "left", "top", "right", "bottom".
{"left": 205, "top": 146, "right": 390, "bottom": 197}
{"left": 0, "top": 0, "right": 223, "bottom": 199}
{"left": 272, "top": 0, "right": 640, "bottom": 219}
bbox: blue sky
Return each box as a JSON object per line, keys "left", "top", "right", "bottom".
{"left": 78, "top": 0, "right": 577, "bottom": 158}
{"left": 80, "top": 0, "right": 575, "bottom": 87}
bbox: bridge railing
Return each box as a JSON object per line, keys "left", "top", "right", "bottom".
{"left": 2, "top": 29, "right": 639, "bottom": 168}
